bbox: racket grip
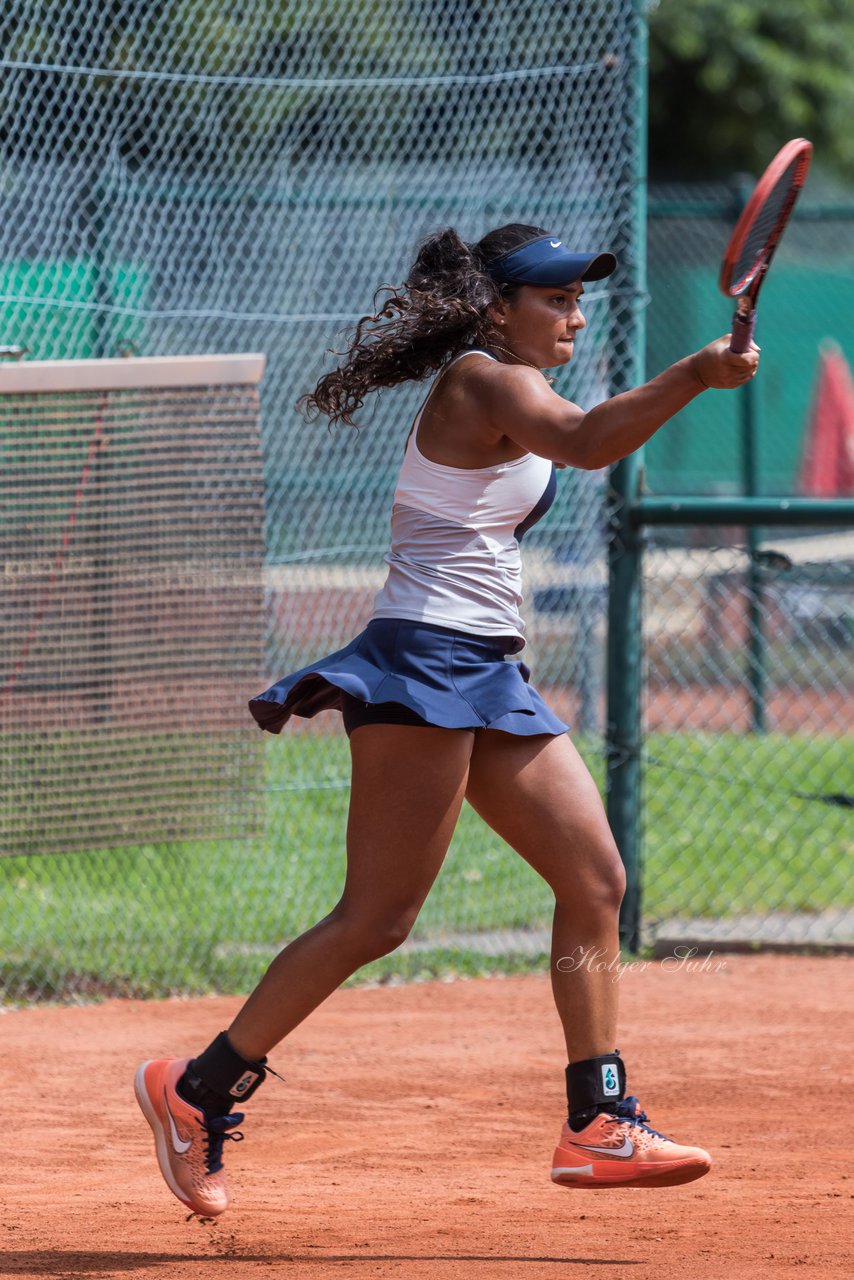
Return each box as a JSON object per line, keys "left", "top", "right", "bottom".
{"left": 730, "top": 309, "right": 756, "bottom": 354}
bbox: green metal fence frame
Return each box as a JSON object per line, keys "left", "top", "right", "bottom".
{"left": 604, "top": 0, "right": 648, "bottom": 953}
{"left": 608, "top": 489, "right": 854, "bottom": 952}
{"left": 609, "top": 12, "right": 854, "bottom": 952}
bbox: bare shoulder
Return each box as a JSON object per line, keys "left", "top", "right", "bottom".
{"left": 473, "top": 359, "right": 552, "bottom": 410}
{"left": 450, "top": 353, "right": 538, "bottom": 390}
{"left": 418, "top": 352, "right": 579, "bottom": 467}
{"left": 444, "top": 355, "right": 549, "bottom": 416}
{"left": 418, "top": 354, "right": 539, "bottom": 466}
{"left": 455, "top": 357, "right": 569, "bottom": 434}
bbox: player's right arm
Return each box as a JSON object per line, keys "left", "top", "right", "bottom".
{"left": 478, "top": 339, "right": 759, "bottom": 470}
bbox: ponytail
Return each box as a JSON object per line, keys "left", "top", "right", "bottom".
{"left": 298, "top": 222, "right": 547, "bottom": 427}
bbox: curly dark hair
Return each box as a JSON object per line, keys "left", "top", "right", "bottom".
{"left": 297, "top": 223, "right": 548, "bottom": 426}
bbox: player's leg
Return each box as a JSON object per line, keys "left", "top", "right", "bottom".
{"left": 465, "top": 729, "right": 710, "bottom": 1188}
{"left": 466, "top": 730, "right": 624, "bottom": 1063}
{"left": 136, "top": 722, "right": 474, "bottom": 1214}
{"left": 227, "top": 721, "right": 474, "bottom": 1058}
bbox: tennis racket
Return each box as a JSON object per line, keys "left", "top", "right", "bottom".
{"left": 719, "top": 138, "right": 813, "bottom": 354}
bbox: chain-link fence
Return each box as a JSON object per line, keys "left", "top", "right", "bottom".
{"left": 0, "top": 0, "right": 646, "bottom": 1002}
{"left": 638, "top": 526, "right": 853, "bottom": 953}
{"left": 634, "top": 189, "right": 854, "bottom": 952}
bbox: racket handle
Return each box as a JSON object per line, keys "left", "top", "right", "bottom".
{"left": 730, "top": 309, "right": 756, "bottom": 354}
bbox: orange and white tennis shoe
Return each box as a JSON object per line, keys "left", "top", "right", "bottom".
{"left": 134, "top": 1057, "right": 244, "bottom": 1215}
{"left": 551, "top": 1096, "right": 711, "bottom": 1189}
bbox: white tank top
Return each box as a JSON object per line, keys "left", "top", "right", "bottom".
{"left": 371, "top": 350, "right": 557, "bottom": 645}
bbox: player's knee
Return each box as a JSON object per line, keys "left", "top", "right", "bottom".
{"left": 600, "top": 853, "right": 627, "bottom": 914}
{"left": 555, "top": 841, "right": 625, "bottom": 920}
{"left": 366, "top": 909, "right": 418, "bottom": 959}
{"left": 333, "top": 902, "right": 417, "bottom": 961}
{"left": 586, "top": 848, "right": 626, "bottom": 920}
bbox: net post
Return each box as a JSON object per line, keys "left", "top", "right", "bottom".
{"left": 606, "top": 0, "right": 648, "bottom": 956}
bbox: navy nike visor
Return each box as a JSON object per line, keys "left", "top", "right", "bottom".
{"left": 487, "top": 235, "right": 617, "bottom": 286}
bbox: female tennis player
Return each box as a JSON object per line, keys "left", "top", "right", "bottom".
{"left": 135, "top": 224, "right": 759, "bottom": 1215}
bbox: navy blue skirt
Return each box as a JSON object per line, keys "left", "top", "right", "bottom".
{"left": 248, "top": 618, "right": 568, "bottom": 737}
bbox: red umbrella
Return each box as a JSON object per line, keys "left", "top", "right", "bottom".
{"left": 799, "top": 342, "right": 854, "bottom": 496}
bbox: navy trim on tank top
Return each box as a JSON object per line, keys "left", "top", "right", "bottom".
{"left": 514, "top": 463, "right": 557, "bottom": 541}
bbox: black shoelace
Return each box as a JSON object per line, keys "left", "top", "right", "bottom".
{"left": 202, "top": 1112, "right": 245, "bottom": 1175}
{"left": 609, "top": 1096, "right": 669, "bottom": 1140}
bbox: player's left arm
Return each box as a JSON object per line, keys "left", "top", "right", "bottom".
{"left": 573, "top": 337, "right": 759, "bottom": 469}
{"left": 479, "top": 338, "right": 758, "bottom": 470}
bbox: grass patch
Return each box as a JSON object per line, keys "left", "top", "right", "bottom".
{"left": 643, "top": 732, "right": 852, "bottom": 918}
{"left": 1, "top": 729, "right": 850, "bottom": 1003}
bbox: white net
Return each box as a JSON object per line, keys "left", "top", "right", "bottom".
{"left": 1, "top": 356, "right": 266, "bottom": 859}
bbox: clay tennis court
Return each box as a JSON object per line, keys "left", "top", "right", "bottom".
{"left": 4, "top": 953, "right": 850, "bottom": 1279}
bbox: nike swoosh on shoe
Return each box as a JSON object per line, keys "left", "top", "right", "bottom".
{"left": 165, "top": 1093, "right": 193, "bottom": 1154}
{"left": 569, "top": 1136, "right": 635, "bottom": 1159}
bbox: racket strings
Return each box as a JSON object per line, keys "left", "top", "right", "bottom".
{"left": 731, "top": 168, "right": 802, "bottom": 286}
{"left": 722, "top": 142, "right": 812, "bottom": 297}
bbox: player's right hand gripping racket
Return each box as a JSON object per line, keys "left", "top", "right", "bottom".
{"left": 719, "top": 138, "right": 813, "bottom": 353}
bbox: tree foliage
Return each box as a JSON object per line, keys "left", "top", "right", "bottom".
{"left": 647, "top": 0, "right": 854, "bottom": 181}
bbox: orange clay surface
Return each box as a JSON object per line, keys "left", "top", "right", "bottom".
{"left": 2, "top": 954, "right": 851, "bottom": 1280}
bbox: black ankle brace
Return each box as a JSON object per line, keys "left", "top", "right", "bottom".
{"left": 566, "top": 1051, "right": 626, "bottom": 1128}
{"left": 181, "top": 1031, "right": 267, "bottom": 1112}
